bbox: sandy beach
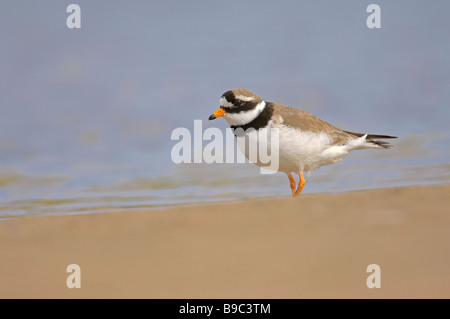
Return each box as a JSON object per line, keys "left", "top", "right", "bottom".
{"left": 1, "top": 184, "right": 449, "bottom": 299}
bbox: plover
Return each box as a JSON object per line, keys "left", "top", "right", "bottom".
{"left": 209, "top": 88, "right": 397, "bottom": 197}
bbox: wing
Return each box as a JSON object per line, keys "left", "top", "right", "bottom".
{"left": 271, "top": 103, "right": 353, "bottom": 145}
{"left": 271, "top": 103, "right": 397, "bottom": 148}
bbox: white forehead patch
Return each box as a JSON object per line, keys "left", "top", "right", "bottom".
{"left": 235, "top": 94, "right": 255, "bottom": 102}
{"left": 219, "top": 96, "right": 234, "bottom": 108}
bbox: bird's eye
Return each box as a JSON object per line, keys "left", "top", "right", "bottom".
{"left": 235, "top": 99, "right": 244, "bottom": 106}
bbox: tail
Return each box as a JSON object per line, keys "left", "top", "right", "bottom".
{"left": 344, "top": 130, "right": 398, "bottom": 149}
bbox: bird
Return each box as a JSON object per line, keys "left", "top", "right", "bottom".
{"left": 208, "top": 88, "right": 397, "bottom": 197}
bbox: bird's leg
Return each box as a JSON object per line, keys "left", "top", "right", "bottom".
{"left": 287, "top": 172, "right": 296, "bottom": 197}
{"left": 293, "top": 171, "right": 305, "bottom": 197}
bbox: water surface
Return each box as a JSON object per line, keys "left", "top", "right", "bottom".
{"left": 1, "top": 1, "right": 449, "bottom": 218}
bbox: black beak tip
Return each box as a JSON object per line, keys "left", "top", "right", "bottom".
{"left": 208, "top": 114, "right": 216, "bottom": 120}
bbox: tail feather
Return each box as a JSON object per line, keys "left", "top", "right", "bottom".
{"left": 368, "top": 139, "right": 393, "bottom": 149}
{"left": 344, "top": 130, "right": 398, "bottom": 149}
{"left": 344, "top": 130, "right": 398, "bottom": 139}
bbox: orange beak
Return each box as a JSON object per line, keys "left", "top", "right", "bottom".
{"left": 209, "top": 108, "right": 226, "bottom": 120}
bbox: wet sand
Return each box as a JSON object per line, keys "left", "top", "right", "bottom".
{"left": 1, "top": 185, "right": 449, "bottom": 299}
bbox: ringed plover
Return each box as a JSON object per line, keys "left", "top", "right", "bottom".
{"left": 209, "top": 88, "right": 397, "bottom": 197}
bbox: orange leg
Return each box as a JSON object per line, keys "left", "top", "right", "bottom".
{"left": 287, "top": 172, "right": 296, "bottom": 196}
{"left": 293, "top": 172, "right": 305, "bottom": 197}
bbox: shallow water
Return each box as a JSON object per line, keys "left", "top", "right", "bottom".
{"left": 1, "top": 1, "right": 449, "bottom": 218}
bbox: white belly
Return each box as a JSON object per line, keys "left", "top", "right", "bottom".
{"left": 236, "top": 124, "right": 350, "bottom": 173}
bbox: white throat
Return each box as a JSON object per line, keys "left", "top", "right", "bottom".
{"left": 223, "top": 101, "right": 266, "bottom": 126}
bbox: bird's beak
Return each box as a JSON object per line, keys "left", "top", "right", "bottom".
{"left": 209, "top": 107, "right": 225, "bottom": 120}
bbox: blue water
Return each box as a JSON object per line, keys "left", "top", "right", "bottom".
{"left": 1, "top": 1, "right": 449, "bottom": 218}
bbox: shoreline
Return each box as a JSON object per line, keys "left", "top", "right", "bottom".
{"left": 3, "top": 180, "right": 450, "bottom": 220}
{"left": 1, "top": 184, "right": 449, "bottom": 298}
